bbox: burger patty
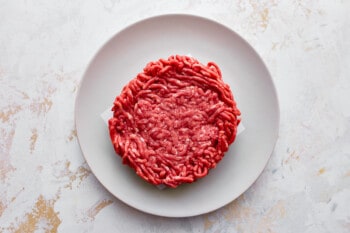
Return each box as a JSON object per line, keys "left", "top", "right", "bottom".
{"left": 108, "top": 55, "right": 241, "bottom": 188}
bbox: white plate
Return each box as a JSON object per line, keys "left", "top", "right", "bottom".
{"left": 75, "top": 14, "right": 279, "bottom": 217}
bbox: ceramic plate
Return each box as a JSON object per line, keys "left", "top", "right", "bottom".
{"left": 75, "top": 14, "right": 279, "bottom": 217}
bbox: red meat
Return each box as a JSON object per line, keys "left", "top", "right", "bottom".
{"left": 108, "top": 55, "right": 241, "bottom": 188}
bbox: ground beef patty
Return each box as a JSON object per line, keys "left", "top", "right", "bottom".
{"left": 108, "top": 55, "right": 241, "bottom": 188}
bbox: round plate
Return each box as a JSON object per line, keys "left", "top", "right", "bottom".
{"left": 75, "top": 14, "right": 279, "bottom": 217}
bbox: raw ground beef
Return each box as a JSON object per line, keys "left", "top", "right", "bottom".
{"left": 108, "top": 55, "right": 241, "bottom": 188}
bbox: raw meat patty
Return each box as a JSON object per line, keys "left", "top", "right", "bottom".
{"left": 108, "top": 55, "right": 241, "bottom": 188}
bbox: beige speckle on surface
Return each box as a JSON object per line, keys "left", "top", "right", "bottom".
{"left": 30, "top": 97, "right": 53, "bottom": 115}
{"left": 52, "top": 160, "right": 91, "bottom": 190}
{"left": 67, "top": 129, "right": 77, "bottom": 142}
{"left": 0, "top": 201, "right": 6, "bottom": 218}
{"left": 318, "top": 167, "right": 326, "bottom": 175}
{"left": 86, "top": 199, "right": 114, "bottom": 221}
{"left": 0, "top": 106, "right": 22, "bottom": 123}
{"left": 0, "top": 128, "right": 16, "bottom": 181}
{"left": 344, "top": 171, "right": 350, "bottom": 178}
{"left": 259, "top": 8, "right": 269, "bottom": 30}
{"left": 11, "top": 195, "right": 61, "bottom": 233}
{"left": 203, "top": 214, "right": 214, "bottom": 231}
{"left": 224, "top": 195, "right": 253, "bottom": 221}
{"left": 29, "top": 129, "right": 38, "bottom": 154}
{"left": 283, "top": 150, "right": 300, "bottom": 164}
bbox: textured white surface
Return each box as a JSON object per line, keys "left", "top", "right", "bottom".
{"left": 0, "top": 0, "right": 349, "bottom": 232}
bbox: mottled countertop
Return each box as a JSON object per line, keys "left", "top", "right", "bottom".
{"left": 1, "top": 1, "right": 349, "bottom": 232}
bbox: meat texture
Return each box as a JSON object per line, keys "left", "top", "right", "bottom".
{"left": 109, "top": 55, "right": 241, "bottom": 188}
